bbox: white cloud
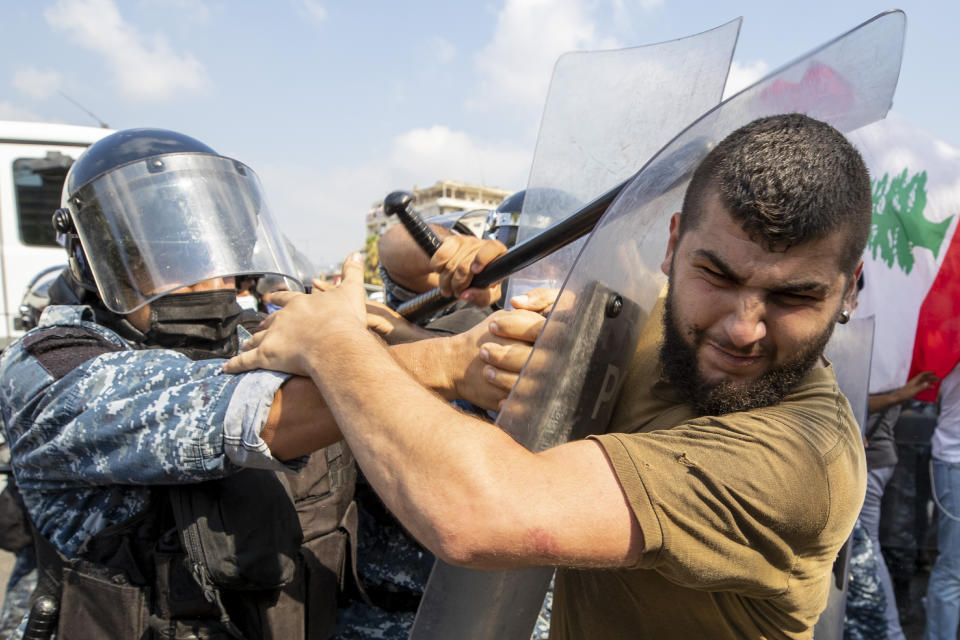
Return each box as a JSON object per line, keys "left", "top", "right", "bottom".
{"left": 432, "top": 36, "right": 456, "bottom": 64}
{"left": 389, "top": 125, "right": 529, "bottom": 190}
{"left": 612, "top": 0, "right": 662, "bottom": 12}
{"left": 138, "top": 0, "right": 213, "bottom": 24}
{"left": 723, "top": 59, "right": 771, "bottom": 99}
{"left": 0, "top": 103, "right": 50, "bottom": 122}
{"left": 299, "top": 0, "right": 327, "bottom": 23}
{"left": 13, "top": 67, "right": 62, "bottom": 100}
{"left": 44, "top": 0, "right": 208, "bottom": 101}
{"left": 472, "top": 0, "right": 621, "bottom": 112}
{"left": 258, "top": 125, "right": 530, "bottom": 264}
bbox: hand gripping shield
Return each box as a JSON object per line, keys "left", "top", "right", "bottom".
{"left": 410, "top": 10, "right": 905, "bottom": 640}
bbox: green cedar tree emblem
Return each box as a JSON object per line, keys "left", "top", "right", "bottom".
{"left": 869, "top": 169, "right": 953, "bottom": 274}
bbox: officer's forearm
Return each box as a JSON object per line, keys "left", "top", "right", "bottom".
{"left": 262, "top": 376, "right": 341, "bottom": 460}
{"left": 261, "top": 337, "right": 470, "bottom": 461}
{"left": 378, "top": 223, "right": 450, "bottom": 293}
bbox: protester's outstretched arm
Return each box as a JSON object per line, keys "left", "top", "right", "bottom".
{"left": 224, "top": 254, "right": 642, "bottom": 570}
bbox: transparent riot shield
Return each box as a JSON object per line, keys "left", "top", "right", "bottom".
{"left": 505, "top": 18, "right": 741, "bottom": 300}
{"left": 409, "top": 20, "right": 740, "bottom": 640}
{"left": 814, "top": 316, "right": 875, "bottom": 640}
{"left": 825, "top": 317, "right": 875, "bottom": 434}
{"left": 410, "top": 10, "right": 905, "bottom": 640}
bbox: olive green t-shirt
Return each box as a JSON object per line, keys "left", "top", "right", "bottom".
{"left": 550, "top": 299, "right": 866, "bottom": 640}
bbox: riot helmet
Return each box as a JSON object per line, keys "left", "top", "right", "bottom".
{"left": 426, "top": 208, "right": 489, "bottom": 238}
{"left": 15, "top": 265, "right": 66, "bottom": 331}
{"left": 53, "top": 128, "right": 302, "bottom": 315}
{"left": 288, "top": 240, "right": 317, "bottom": 294}
{"left": 486, "top": 190, "right": 524, "bottom": 249}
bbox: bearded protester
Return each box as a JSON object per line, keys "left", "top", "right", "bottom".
{"left": 226, "top": 113, "right": 870, "bottom": 639}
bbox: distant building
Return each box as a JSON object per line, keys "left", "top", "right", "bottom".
{"left": 410, "top": 180, "right": 512, "bottom": 218}
{"left": 364, "top": 179, "right": 513, "bottom": 239}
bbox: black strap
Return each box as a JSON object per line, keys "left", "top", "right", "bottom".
{"left": 28, "top": 521, "right": 67, "bottom": 609}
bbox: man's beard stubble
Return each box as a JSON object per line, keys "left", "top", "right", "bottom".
{"left": 659, "top": 285, "right": 836, "bottom": 416}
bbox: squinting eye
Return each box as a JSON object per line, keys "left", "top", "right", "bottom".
{"left": 774, "top": 293, "right": 814, "bottom": 306}
{"left": 700, "top": 267, "right": 729, "bottom": 283}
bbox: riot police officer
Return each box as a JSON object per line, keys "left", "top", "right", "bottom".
{"left": 0, "top": 128, "right": 524, "bottom": 639}
{"left": 0, "top": 128, "right": 361, "bottom": 640}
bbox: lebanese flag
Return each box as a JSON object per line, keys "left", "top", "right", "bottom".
{"left": 849, "top": 113, "right": 960, "bottom": 400}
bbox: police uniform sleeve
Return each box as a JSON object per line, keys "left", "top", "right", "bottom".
{"left": 222, "top": 364, "right": 303, "bottom": 471}
{"left": 4, "top": 346, "right": 298, "bottom": 489}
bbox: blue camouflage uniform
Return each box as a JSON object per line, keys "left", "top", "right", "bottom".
{"left": 335, "top": 474, "right": 433, "bottom": 639}
{"left": 0, "top": 305, "right": 298, "bottom": 635}
{"left": 0, "top": 434, "right": 36, "bottom": 640}
{"left": 844, "top": 519, "right": 888, "bottom": 639}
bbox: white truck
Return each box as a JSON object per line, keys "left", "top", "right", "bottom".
{"left": 0, "top": 120, "right": 112, "bottom": 348}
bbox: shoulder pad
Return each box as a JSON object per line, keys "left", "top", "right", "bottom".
{"left": 38, "top": 305, "right": 95, "bottom": 328}
{"left": 22, "top": 324, "right": 125, "bottom": 380}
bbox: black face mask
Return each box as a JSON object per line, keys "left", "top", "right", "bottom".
{"left": 142, "top": 290, "right": 243, "bottom": 360}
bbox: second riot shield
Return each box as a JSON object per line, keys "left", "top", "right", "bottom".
{"left": 505, "top": 18, "right": 741, "bottom": 298}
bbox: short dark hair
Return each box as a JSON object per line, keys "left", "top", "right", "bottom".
{"left": 679, "top": 113, "right": 871, "bottom": 275}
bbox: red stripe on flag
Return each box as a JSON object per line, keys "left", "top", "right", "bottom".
{"left": 910, "top": 224, "right": 960, "bottom": 401}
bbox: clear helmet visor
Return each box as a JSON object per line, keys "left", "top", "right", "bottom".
{"left": 68, "top": 153, "right": 302, "bottom": 313}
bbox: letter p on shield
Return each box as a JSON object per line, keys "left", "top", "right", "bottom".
{"left": 591, "top": 364, "right": 621, "bottom": 420}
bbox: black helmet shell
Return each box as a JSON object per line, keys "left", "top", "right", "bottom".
{"left": 65, "top": 128, "right": 217, "bottom": 196}
{"left": 495, "top": 189, "right": 526, "bottom": 214}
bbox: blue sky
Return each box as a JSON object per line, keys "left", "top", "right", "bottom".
{"left": 1, "top": 0, "right": 956, "bottom": 266}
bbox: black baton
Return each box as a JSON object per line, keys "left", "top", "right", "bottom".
{"left": 395, "top": 135, "right": 708, "bottom": 322}
{"left": 396, "top": 178, "right": 629, "bottom": 321}
{"left": 383, "top": 191, "right": 444, "bottom": 257}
